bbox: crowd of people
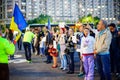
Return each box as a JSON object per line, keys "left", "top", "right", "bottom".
{"left": 0, "top": 19, "right": 120, "bottom": 80}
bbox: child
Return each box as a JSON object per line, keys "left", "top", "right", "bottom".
{"left": 80, "top": 28, "right": 95, "bottom": 80}
{"left": 48, "top": 42, "right": 58, "bottom": 68}
{"left": 39, "top": 36, "right": 46, "bottom": 56}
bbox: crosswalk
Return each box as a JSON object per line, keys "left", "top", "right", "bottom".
{"left": 9, "top": 54, "right": 27, "bottom": 64}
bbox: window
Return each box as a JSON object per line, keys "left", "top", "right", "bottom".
{"left": 7, "top": 12, "right": 12, "bottom": 18}
{"left": 21, "top": 6, "right": 26, "bottom": 10}
{"left": 22, "top": 0, "right": 26, "bottom": 2}
{"left": 0, "top": 14, "right": 2, "bottom": 19}
{"left": 0, "top": 8, "right": 2, "bottom": 12}
{"left": 0, "top": 0, "right": 2, "bottom": 5}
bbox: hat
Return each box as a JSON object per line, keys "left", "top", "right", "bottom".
{"left": 26, "top": 27, "right": 30, "bottom": 31}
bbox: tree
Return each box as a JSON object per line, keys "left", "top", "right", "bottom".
{"left": 79, "top": 14, "right": 100, "bottom": 27}
{"left": 28, "top": 14, "right": 52, "bottom": 24}
{"left": 93, "top": 16, "right": 100, "bottom": 26}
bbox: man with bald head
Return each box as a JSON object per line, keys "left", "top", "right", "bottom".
{"left": 94, "top": 20, "right": 112, "bottom": 80}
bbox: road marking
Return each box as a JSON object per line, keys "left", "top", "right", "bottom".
{"left": 9, "top": 54, "right": 27, "bottom": 64}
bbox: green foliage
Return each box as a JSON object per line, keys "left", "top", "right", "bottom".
{"left": 65, "top": 20, "right": 72, "bottom": 23}
{"left": 27, "top": 14, "right": 52, "bottom": 24}
{"left": 93, "top": 16, "right": 100, "bottom": 26}
{"left": 79, "top": 14, "right": 100, "bottom": 27}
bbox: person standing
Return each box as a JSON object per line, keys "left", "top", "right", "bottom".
{"left": 48, "top": 42, "right": 58, "bottom": 68}
{"left": 4, "top": 28, "right": 14, "bottom": 60}
{"left": 108, "top": 23, "right": 119, "bottom": 75}
{"left": 0, "top": 27, "right": 15, "bottom": 80}
{"left": 45, "top": 30, "right": 53, "bottom": 63}
{"left": 39, "top": 36, "right": 46, "bottom": 56}
{"left": 33, "top": 31, "right": 39, "bottom": 55}
{"left": 36, "top": 27, "right": 44, "bottom": 55}
{"left": 76, "top": 24, "right": 85, "bottom": 77}
{"left": 59, "top": 28, "right": 67, "bottom": 71}
{"left": 80, "top": 28, "right": 95, "bottom": 80}
{"left": 23, "top": 27, "right": 35, "bottom": 63}
{"left": 94, "top": 20, "right": 112, "bottom": 80}
{"left": 117, "top": 29, "right": 120, "bottom": 79}
{"left": 66, "top": 28, "right": 76, "bottom": 74}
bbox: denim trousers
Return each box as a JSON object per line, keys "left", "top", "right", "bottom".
{"left": 96, "top": 54, "right": 111, "bottom": 80}
{"left": 60, "top": 54, "right": 67, "bottom": 69}
{"left": 40, "top": 47, "right": 45, "bottom": 55}
{"left": 67, "top": 52, "right": 74, "bottom": 72}
{"left": 23, "top": 42, "right": 32, "bottom": 61}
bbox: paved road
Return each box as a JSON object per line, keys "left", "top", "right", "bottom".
{"left": 9, "top": 50, "right": 111, "bottom": 80}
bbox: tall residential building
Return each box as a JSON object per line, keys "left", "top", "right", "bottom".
{"left": 0, "top": 0, "right": 118, "bottom": 26}
{"left": 0, "top": 0, "right": 46, "bottom": 25}
{"left": 0, "top": 0, "right": 13, "bottom": 25}
{"left": 78, "top": 0, "right": 115, "bottom": 23}
{"left": 46, "top": 0, "right": 78, "bottom": 22}
{"left": 0, "top": 0, "right": 3, "bottom": 21}
{"left": 0, "top": 0, "right": 27, "bottom": 25}
{"left": 26, "top": 0, "right": 46, "bottom": 20}
{"left": 113, "top": 0, "right": 120, "bottom": 21}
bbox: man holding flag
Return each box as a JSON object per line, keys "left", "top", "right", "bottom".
{"left": 10, "top": 3, "right": 27, "bottom": 44}
{"left": 10, "top": 4, "right": 35, "bottom": 63}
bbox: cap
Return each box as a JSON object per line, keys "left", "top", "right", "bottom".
{"left": 26, "top": 27, "right": 30, "bottom": 31}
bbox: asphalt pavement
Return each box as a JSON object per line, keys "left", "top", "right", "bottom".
{"left": 9, "top": 50, "right": 114, "bottom": 80}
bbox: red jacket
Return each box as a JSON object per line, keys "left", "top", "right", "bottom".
{"left": 48, "top": 47, "right": 58, "bottom": 57}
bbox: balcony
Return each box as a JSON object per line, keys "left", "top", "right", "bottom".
{"left": 21, "top": 9, "right": 26, "bottom": 13}
{"left": 21, "top": 2, "right": 26, "bottom": 5}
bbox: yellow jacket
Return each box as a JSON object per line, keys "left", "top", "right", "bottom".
{"left": 0, "top": 36, "right": 15, "bottom": 63}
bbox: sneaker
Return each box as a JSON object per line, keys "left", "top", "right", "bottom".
{"left": 78, "top": 72, "right": 84, "bottom": 77}
{"left": 59, "top": 67, "right": 63, "bottom": 70}
{"left": 27, "top": 60, "right": 32, "bottom": 63}
{"left": 62, "top": 68, "right": 67, "bottom": 71}
{"left": 40, "top": 54, "right": 43, "bottom": 57}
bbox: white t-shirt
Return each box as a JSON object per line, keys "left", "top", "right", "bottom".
{"left": 40, "top": 37, "right": 46, "bottom": 48}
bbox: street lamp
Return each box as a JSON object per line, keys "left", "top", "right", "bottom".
{"left": 109, "top": 18, "right": 112, "bottom": 20}
{"left": 113, "top": 18, "right": 115, "bottom": 20}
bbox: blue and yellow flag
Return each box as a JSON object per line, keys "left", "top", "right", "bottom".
{"left": 10, "top": 4, "right": 27, "bottom": 44}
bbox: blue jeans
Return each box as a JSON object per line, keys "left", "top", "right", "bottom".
{"left": 60, "top": 54, "right": 67, "bottom": 69}
{"left": 40, "top": 48, "right": 45, "bottom": 55}
{"left": 67, "top": 52, "right": 74, "bottom": 72}
{"left": 96, "top": 54, "right": 111, "bottom": 80}
{"left": 23, "top": 42, "right": 32, "bottom": 61}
